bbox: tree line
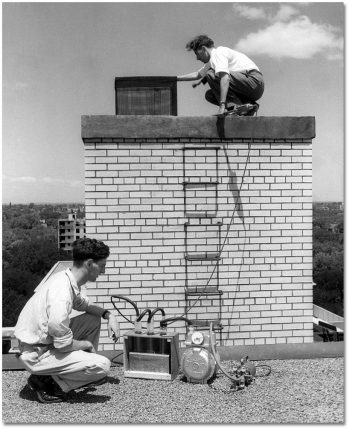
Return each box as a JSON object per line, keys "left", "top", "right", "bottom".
{"left": 2, "top": 204, "right": 73, "bottom": 326}
{"left": 312, "top": 203, "right": 343, "bottom": 316}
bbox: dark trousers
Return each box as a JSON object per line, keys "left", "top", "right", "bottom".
{"left": 205, "top": 69, "right": 264, "bottom": 107}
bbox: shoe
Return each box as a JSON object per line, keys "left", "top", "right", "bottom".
{"left": 34, "top": 389, "right": 66, "bottom": 404}
{"left": 235, "top": 103, "right": 259, "bottom": 116}
{"left": 225, "top": 104, "right": 239, "bottom": 116}
{"left": 45, "top": 378, "right": 66, "bottom": 398}
{"left": 226, "top": 104, "right": 236, "bottom": 112}
{"left": 27, "top": 374, "right": 50, "bottom": 390}
{"left": 28, "top": 374, "right": 66, "bottom": 403}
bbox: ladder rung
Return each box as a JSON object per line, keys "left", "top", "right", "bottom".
{"left": 184, "top": 221, "right": 222, "bottom": 227}
{"left": 183, "top": 181, "right": 219, "bottom": 186}
{"left": 185, "top": 252, "right": 221, "bottom": 261}
{"left": 188, "top": 319, "right": 223, "bottom": 331}
{"left": 185, "top": 289, "right": 223, "bottom": 296}
{"left": 183, "top": 146, "right": 221, "bottom": 151}
{"left": 186, "top": 212, "right": 217, "bottom": 218}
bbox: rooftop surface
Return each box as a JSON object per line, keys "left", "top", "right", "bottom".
{"left": 2, "top": 357, "right": 344, "bottom": 424}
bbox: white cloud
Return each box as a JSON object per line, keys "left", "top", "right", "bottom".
{"left": 3, "top": 81, "right": 30, "bottom": 91}
{"left": 233, "top": 4, "right": 300, "bottom": 23}
{"left": 3, "top": 175, "right": 82, "bottom": 188}
{"left": 232, "top": 4, "right": 267, "bottom": 20}
{"left": 4, "top": 175, "right": 37, "bottom": 183}
{"left": 272, "top": 5, "right": 299, "bottom": 22}
{"left": 235, "top": 16, "right": 343, "bottom": 60}
{"left": 42, "top": 177, "right": 83, "bottom": 188}
{"left": 14, "top": 81, "right": 30, "bottom": 90}
{"left": 42, "top": 177, "right": 58, "bottom": 184}
{"left": 232, "top": 4, "right": 343, "bottom": 61}
{"left": 69, "top": 180, "right": 83, "bottom": 188}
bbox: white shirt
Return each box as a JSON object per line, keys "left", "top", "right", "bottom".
{"left": 198, "top": 46, "right": 260, "bottom": 77}
{"left": 14, "top": 269, "right": 92, "bottom": 349}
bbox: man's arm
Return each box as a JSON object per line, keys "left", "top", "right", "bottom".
{"left": 84, "top": 304, "right": 120, "bottom": 341}
{"left": 58, "top": 308, "right": 120, "bottom": 353}
{"left": 217, "top": 72, "right": 230, "bottom": 115}
{"left": 73, "top": 293, "right": 121, "bottom": 342}
{"left": 177, "top": 72, "right": 201, "bottom": 81}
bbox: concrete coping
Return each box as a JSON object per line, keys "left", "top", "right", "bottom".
{"left": 81, "top": 115, "right": 315, "bottom": 140}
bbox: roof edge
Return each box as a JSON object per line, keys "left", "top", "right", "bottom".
{"left": 81, "top": 115, "right": 316, "bottom": 140}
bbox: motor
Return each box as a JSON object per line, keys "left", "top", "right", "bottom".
{"left": 181, "top": 322, "right": 257, "bottom": 390}
{"left": 181, "top": 325, "right": 219, "bottom": 384}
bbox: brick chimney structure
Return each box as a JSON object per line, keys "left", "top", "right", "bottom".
{"left": 81, "top": 115, "right": 315, "bottom": 351}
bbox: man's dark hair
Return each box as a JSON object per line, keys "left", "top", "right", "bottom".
{"left": 186, "top": 35, "right": 214, "bottom": 51}
{"left": 72, "top": 238, "right": 110, "bottom": 265}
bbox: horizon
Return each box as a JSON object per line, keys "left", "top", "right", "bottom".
{"left": 1, "top": 200, "right": 344, "bottom": 205}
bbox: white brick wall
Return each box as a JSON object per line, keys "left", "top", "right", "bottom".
{"left": 83, "top": 137, "right": 313, "bottom": 349}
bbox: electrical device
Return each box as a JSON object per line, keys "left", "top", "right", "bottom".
{"left": 123, "top": 329, "right": 180, "bottom": 381}
{"left": 111, "top": 296, "right": 266, "bottom": 391}
{"left": 181, "top": 325, "right": 218, "bottom": 384}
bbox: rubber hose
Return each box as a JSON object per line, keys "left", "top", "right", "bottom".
{"left": 160, "top": 316, "right": 193, "bottom": 327}
{"left": 209, "top": 322, "right": 242, "bottom": 382}
{"left": 110, "top": 295, "right": 140, "bottom": 317}
{"left": 147, "top": 307, "right": 165, "bottom": 323}
{"left": 136, "top": 308, "right": 152, "bottom": 322}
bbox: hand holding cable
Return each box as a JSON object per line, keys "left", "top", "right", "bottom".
{"left": 105, "top": 313, "right": 120, "bottom": 342}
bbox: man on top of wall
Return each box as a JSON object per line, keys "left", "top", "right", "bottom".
{"left": 14, "top": 237, "right": 120, "bottom": 404}
{"left": 177, "top": 35, "right": 264, "bottom": 117}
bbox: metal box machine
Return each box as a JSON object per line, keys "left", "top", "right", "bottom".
{"left": 123, "top": 330, "right": 180, "bottom": 381}
{"left": 111, "top": 295, "right": 264, "bottom": 391}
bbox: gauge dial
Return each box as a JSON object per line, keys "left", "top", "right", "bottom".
{"left": 191, "top": 331, "right": 204, "bottom": 345}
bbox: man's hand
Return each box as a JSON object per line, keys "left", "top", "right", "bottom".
{"left": 81, "top": 340, "right": 96, "bottom": 353}
{"left": 106, "top": 314, "right": 120, "bottom": 342}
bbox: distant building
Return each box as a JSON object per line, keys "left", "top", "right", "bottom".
{"left": 39, "top": 219, "right": 47, "bottom": 228}
{"left": 58, "top": 212, "right": 86, "bottom": 251}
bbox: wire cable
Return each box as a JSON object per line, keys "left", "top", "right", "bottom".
{"left": 255, "top": 364, "right": 272, "bottom": 377}
{"left": 111, "top": 350, "right": 124, "bottom": 366}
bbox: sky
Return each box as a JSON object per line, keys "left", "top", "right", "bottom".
{"left": 1, "top": 1, "right": 345, "bottom": 203}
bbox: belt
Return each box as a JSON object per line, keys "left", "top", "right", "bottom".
{"left": 246, "top": 69, "right": 262, "bottom": 74}
{"left": 18, "top": 341, "right": 53, "bottom": 355}
{"left": 19, "top": 341, "right": 52, "bottom": 347}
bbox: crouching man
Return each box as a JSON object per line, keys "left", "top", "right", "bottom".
{"left": 14, "top": 237, "right": 120, "bottom": 404}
